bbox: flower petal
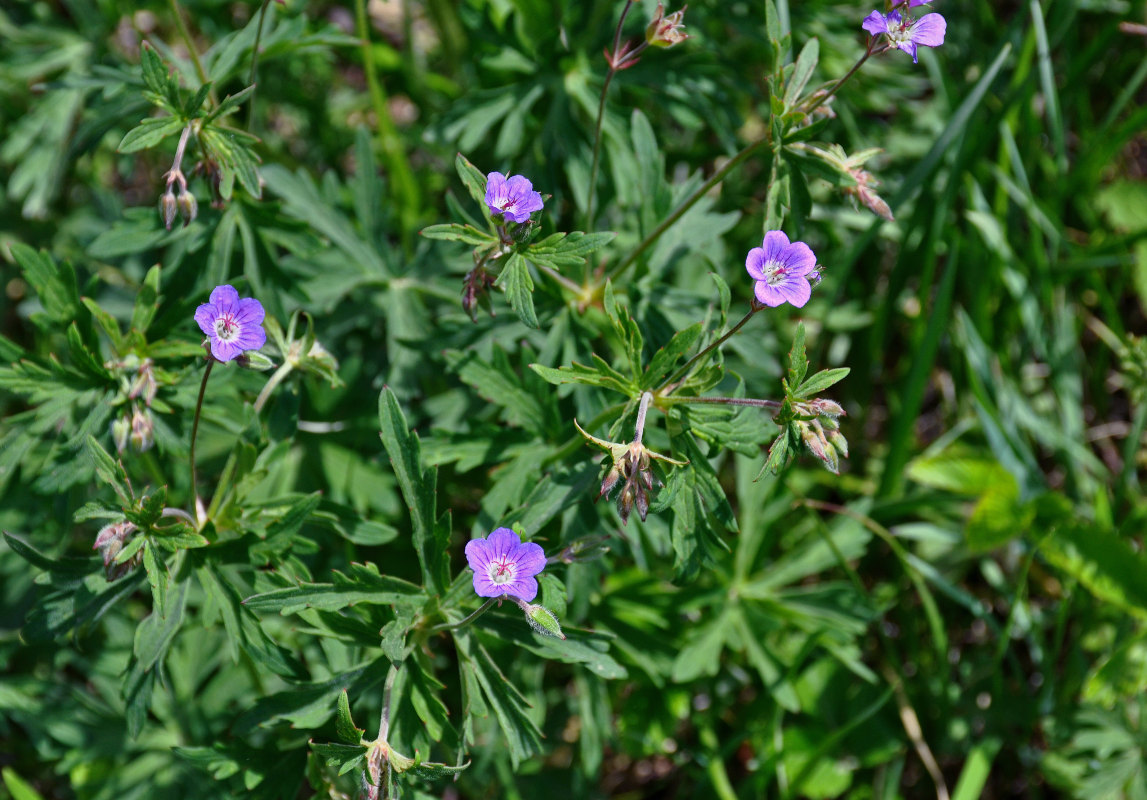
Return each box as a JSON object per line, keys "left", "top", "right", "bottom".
{"left": 910, "top": 13, "right": 946, "bottom": 48}
{"left": 745, "top": 247, "right": 769, "bottom": 281}
{"left": 194, "top": 304, "right": 216, "bottom": 337}
{"left": 209, "top": 284, "right": 240, "bottom": 315}
{"left": 472, "top": 572, "right": 504, "bottom": 597}
{"left": 898, "top": 40, "right": 919, "bottom": 62}
{"left": 235, "top": 324, "right": 266, "bottom": 352}
{"left": 761, "top": 230, "right": 791, "bottom": 264}
{"left": 909, "top": 0, "right": 931, "bottom": 6}
{"left": 504, "top": 576, "right": 538, "bottom": 602}
{"left": 484, "top": 172, "right": 508, "bottom": 213}
{"left": 776, "top": 275, "right": 812, "bottom": 308}
{"left": 465, "top": 537, "right": 493, "bottom": 571}
{"left": 211, "top": 338, "right": 243, "bottom": 362}
{"left": 780, "top": 241, "right": 817, "bottom": 276}
{"left": 235, "top": 297, "right": 265, "bottom": 325}
{"left": 754, "top": 281, "right": 787, "bottom": 307}
{"left": 861, "top": 10, "right": 890, "bottom": 36}
{"left": 486, "top": 527, "right": 521, "bottom": 563}
{"left": 511, "top": 541, "right": 546, "bottom": 578}
{"left": 505, "top": 174, "right": 535, "bottom": 200}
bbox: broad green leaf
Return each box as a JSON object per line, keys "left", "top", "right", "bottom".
{"left": 130, "top": 265, "right": 161, "bottom": 335}
{"left": 529, "top": 355, "right": 637, "bottom": 396}
{"left": 494, "top": 252, "right": 538, "bottom": 329}
{"left": 454, "top": 632, "right": 543, "bottom": 767}
{"left": 420, "top": 223, "right": 497, "bottom": 245}
{"left": 2, "top": 532, "right": 92, "bottom": 575}
{"left": 117, "top": 115, "right": 185, "bottom": 153}
{"left": 141, "top": 542, "right": 168, "bottom": 618}
{"left": 378, "top": 387, "right": 449, "bottom": 594}
{"left": 783, "top": 37, "right": 819, "bottom": 108}
{"left": 454, "top": 152, "right": 488, "bottom": 209}
{"left": 795, "top": 368, "right": 849, "bottom": 398}
{"left": 787, "top": 322, "right": 808, "bottom": 389}
{"left": 85, "top": 435, "right": 131, "bottom": 503}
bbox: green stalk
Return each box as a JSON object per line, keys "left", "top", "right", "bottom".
{"left": 246, "top": 0, "right": 273, "bottom": 132}
{"left": 189, "top": 358, "right": 215, "bottom": 526}
{"left": 168, "top": 0, "right": 218, "bottom": 107}
{"left": 354, "top": 0, "right": 420, "bottom": 246}
{"left": 656, "top": 308, "right": 759, "bottom": 394}
{"left": 253, "top": 361, "right": 294, "bottom": 414}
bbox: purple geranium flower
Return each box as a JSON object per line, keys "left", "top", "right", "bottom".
{"left": 745, "top": 231, "right": 818, "bottom": 308}
{"left": 484, "top": 172, "right": 544, "bottom": 224}
{"left": 465, "top": 527, "right": 546, "bottom": 601}
{"left": 862, "top": 9, "right": 946, "bottom": 63}
{"left": 194, "top": 284, "right": 266, "bottom": 362}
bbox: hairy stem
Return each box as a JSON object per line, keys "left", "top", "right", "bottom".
{"left": 168, "top": 0, "right": 218, "bottom": 106}
{"left": 189, "top": 358, "right": 215, "bottom": 526}
{"left": 432, "top": 597, "right": 500, "bottom": 633}
{"left": 603, "top": 138, "right": 768, "bottom": 285}
{"left": 633, "top": 391, "right": 654, "bottom": 444}
{"left": 378, "top": 664, "right": 399, "bottom": 742}
{"left": 802, "top": 41, "right": 874, "bottom": 116}
{"left": 657, "top": 308, "right": 759, "bottom": 393}
{"left": 253, "top": 361, "right": 294, "bottom": 414}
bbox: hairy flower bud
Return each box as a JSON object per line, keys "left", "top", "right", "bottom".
{"left": 177, "top": 190, "right": 198, "bottom": 226}
{"left": 111, "top": 414, "right": 131, "bottom": 454}
{"left": 159, "top": 189, "right": 178, "bottom": 230}
{"left": 130, "top": 405, "right": 154, "bottom": 452}
{"left": 93, "top": 521, "right": 139, "bottom": 581}
{"left": 523, "top": 604, "right": 565, "bottom": 639}
{"left": 128, "top": 358, "right": 158, "bottom": 406}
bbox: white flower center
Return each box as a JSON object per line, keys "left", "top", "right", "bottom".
{"left": 487, "top": 558, "right": 515, "bottom": 585}
{"left": 214, "top": 314, "right": 240, "bottom": 342}
{"left": 765, "top": 259, "right": 789, "bottom": 286}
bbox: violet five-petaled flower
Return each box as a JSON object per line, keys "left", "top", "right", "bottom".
{"left": 484, "top": 172, "right": 544, "bottom": 224}
{"left": 862, "top": 8, "right": 946, "bottom": 64}
{"left": 745, "top": 231, "right": 818, "bottom": 308}
{"left": 194, "top": 284, "right": 267, "bottom": 362}
{"left": 465, "top": 527, "right": 546, "bottom": 602}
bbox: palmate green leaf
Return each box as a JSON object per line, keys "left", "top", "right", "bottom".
{"left": 336, "top": 690, "right": 365, "bottom": 744}
{"left": 65, "top": 323, "right": 111, "bottom": 382}
{"left": 494, "top": 252, "right": 538, "bottom": 329}
{"left": 447, "top": 347, "right": 557, "bottom": 437}
{"left": 671, "top": 608, "right": 734, "bottom": 682}
{"left": 243, "top": 564, "right": 425, "bottom": 615}
{"left": 455, "top": 152, "right": 488, "bottom": 209}
{"left": 117, "top": 115, "right": 185, "bottom": 153}
{"left": 454, "top": 631, "right": 543, "bottom": 768}
{"left": 603, "top": 282, "right": 643, "bottom": 383}
{"left": 9, "top": 243, "right": 82, "bottom": 325}
{"left": 524, "top": 231, "right": 615, "bottom": 270}
{"left": 529, "top": 355, "right": 638, "bottom": 396}
{"left": 406, "top": 654, "right": 451, "bottom": 740}
{"left": 419, "top": 223, "right": 497, "bottom": 246}
{"left": 139, "top": 43, "right": 181, "bottom": 112}
{"left": 794, "top": 367, "right": 849, "bottom": 398}
{"left": 130, "top": 264, "right": 162, "bottom": 335}
{"left": 783, "top": 37, "right": 820, "bottom": 108}
{"left": 80, "top": 298, "right": 124, "bottom": 351}
{"left": 84, "top": 435, "right": 131, "bottom": 504}
{"left": 479, "top": 616, "right": 627, "bottom": 679}
{"left": 378, "top": 387, "right": 450, "bottom": 594}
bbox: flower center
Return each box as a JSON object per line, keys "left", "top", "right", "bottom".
{"left": 487, "top": 558, "right": 515, "bottom": 585}
{"left": 765, "top": 259, "right": 788, "bottom": 286}
{"left": 214, "top": 314, "right": 240, "bottom": 342}
{"left": 500, "top": 198, "right": 516, "bottom": 211}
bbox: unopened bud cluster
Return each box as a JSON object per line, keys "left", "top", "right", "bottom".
{"left": 111, "top": 357, "right": 159, "bottom": 453}
{"left": 793, "top": 398, "right": 848, "bottom": 474}
{"left": 159, "top": 178, "right": 197, "bottom": 230}
{"left": 93, "top": 521, "right": 139, "bottom": 581}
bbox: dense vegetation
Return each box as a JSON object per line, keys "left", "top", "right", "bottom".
{"left": 2, "top": 0, "right": 1146, "bottom": 797}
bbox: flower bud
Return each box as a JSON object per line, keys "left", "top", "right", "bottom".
{"left": 646, "top": 3, "right": 688, "bottom": 47}
{"left": 177, "top": 190, "right": 198, "bottom": 226}
{"left": 128, "top": 358, "right": 157, "bottom": 406}
{"left": 111, "top": 414, "right": 131, "bottom": 454}
{"left": 808, "top": 398, "right": 846, "bottom": 418}
{"left": 93, "top": 521, "right": 139, "bottom": 581}
{"left": 523, "top": 604, "right": 565, "bottom": 639}
{"left": 159, "top": 189, "right": 178, "bottom": 230}
{"left": 130, "top": 405, "right": 154, "bottom": 452}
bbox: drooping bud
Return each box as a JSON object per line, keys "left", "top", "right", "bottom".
{"left": 523, "top": 604, "right": 565, "bottom": 639}
{"left": 93, "top": 521, "right": 139, "bottom": 581}
{"left": 646, "top": 3, "right": 689, "bottom": 47}
{"left": 159, "top": 189, "right": 178, "bottom": 230}
{"left": 111, "top": 414, "right": 131, "bottom": 454}
{"left": 130, "top": 405, "right": 154, "bottom": 452}
{"left": 461, "top": 265, "right": 496, "bottom": 322}
{"left": 128, "top": 358, "right": 158, "bottom": 406}
{"left": 177, "top": 190, "right": 198, "bottom": 226}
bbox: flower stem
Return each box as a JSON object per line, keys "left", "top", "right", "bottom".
{"left": 633, "top": 391, "right": 654, "bottom": 444}
{"left": 165, "top": 125, "right": 193, "bottom": 191}
{"left": 660, "top": 395, "right": 782, "bottom": 409}
{"left": 246, "top": 0, "right": 273, "bottom": 133}
{"left": 432, "top": 597, "right": 500, "bottom": 632}
{"left": 253, "top": 361, "right": 294, "bottom": 414}
{"left": 189, "top": 358, "right": 215, "bottom": 526}
{"left": 657, "top": 308, "right": 759, "bottom": 394}
{"left": 354, "top": 0, "right": 419, "bottom": 248}
{"left": 168, "top": 0, "right": 218, "bottom": 106}
{"left": 603, "top": 138, "right": 769, "bottom": 286}
{"left": 378, "top": 664, "right": 399, "bottom": 742}
{"left": 802, "top": 42, "right": 874, "bottom": 116}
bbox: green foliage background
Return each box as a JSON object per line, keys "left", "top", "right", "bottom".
{"left": 2, "top": 0, "right": 1146, "bottom": 797}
